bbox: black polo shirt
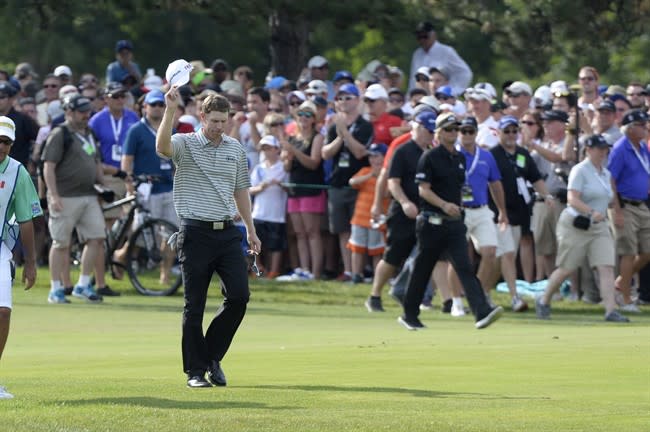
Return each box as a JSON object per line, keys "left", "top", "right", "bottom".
{"left": 326, "top": 115, "right": 373, "bottom": 187}
{"left": 415, "top": 144, "right": 466, "bottom": 213}
{"left": 7, "top": 108, "right": 38, "bottom": 166}
{"left": 490, "top": 144, "right": 542, "bottom": 226}
{"left": 387, "top": 139, "right": 422, "bottom": 218}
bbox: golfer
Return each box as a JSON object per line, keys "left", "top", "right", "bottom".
{"left": 157, "top": 88, "right": 260, "bottom": 388}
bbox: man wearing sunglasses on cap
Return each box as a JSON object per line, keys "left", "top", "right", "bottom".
{"left": 398, "top": 112, "right": 503, "bottom": 330}
{"left": 488, "top": 116, "right": 552, "bottom": 312}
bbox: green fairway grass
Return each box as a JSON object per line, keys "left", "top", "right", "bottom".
{"left": 1, "top": 272, "right": 649, "bottom": 432}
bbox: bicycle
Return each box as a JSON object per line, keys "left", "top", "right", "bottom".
{"left": 102, "top": 174, "right": 182, "bottom": 296}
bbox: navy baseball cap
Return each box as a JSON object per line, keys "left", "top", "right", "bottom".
{"left": 415, "top": 111, "right": 438, "bottom": 132}
{"left": 65, "top": 95, "right": 92, "bottom": 112}
{"left": 499, "top": 115, "right": 519, "bottom": 130}
{"left": 541, "top": 109, "right": 569, "bottom": 123}
{"left": 333, "top": 70, "right": 354, "bottom": 83}
{"left": 337, "top": 83, "right": 359, "bottom": 97}
{"left": 460, "top": 116, "right": 478, "bottom": 129}
{"left": 115, "top": 40, "right": 133, "bottom": 52}
{"left": 144, "top": 90, "right": 165, "bottom": 105}
{"left": 596, "top": 100, "right": 616, "bottom": 112}
{"left": 368, "top": 143, "right": 388, "bottom": 156}
{"left": 584, "top": 134, "right": 610, "bottom": 148}
{"left": 621, "top": 109, "right": 649, "bottom": 125}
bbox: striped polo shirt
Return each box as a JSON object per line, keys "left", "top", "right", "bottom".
{"left": 170, "top": 129, "right": 250, "bottom": 221}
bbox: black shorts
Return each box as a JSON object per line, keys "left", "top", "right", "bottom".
{"left": 254, "top": 220, "right": 287, "bottom": 252}
{"left": 383, "top": 214, "right": 416, "bottom": 267}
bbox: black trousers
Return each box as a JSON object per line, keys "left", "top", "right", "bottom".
{"left": 403, "top": 215, "right": 492, "bottom": 321}
{"left": 177, "top": 225, "right": 250, "bottom": 376}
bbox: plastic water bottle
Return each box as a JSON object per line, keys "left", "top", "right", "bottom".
{"left": 370, "top": 214, "right": 387, "bottom": 229}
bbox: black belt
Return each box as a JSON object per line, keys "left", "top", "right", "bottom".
{"left": 181, "top": 218, "right": 235, "bottom": 230}
{"left": 620, "top": 198, "right": 644, "bottom": 207}
{"left": 462, "top": 204, "right": 486, "bottom": 209}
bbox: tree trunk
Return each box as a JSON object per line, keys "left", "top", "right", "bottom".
{"left": 269, "top": 9, "right": 309, "bottom": 81}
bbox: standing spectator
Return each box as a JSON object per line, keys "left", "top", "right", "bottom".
{"left": 504, "top": 81, "right": 533, "bottom": 119}
{"left": 322, "top": 84, "right": 373, "bottom": 281}
{"left": 42, "top": 95, "right": 105, "bottom": 304}
{"left": 609, "top": 94, "right": 631, "bottom": 127}
{"left": 409, "top": 21, "right": 472, "bottom": 95}
{"left": 349, "top": 143, "right": 390, "bottom": 289}
{"left": 577, "top": 66, "right": 601, "bottom": 109}
{"left": 106, "top": 40, "right": 142, "bottom": 85}
{"left": 399, "top": 112, "right": 502, "bottom": 330}
{"left": 156, "top": 90, "right": 260, "bottom": 388}
{"left": 250, "top": 135, "right": 289, "bottom": 279}
{"left": 234, "top": 66, "right": 254, "bottom": 93}
{"left": 626, "top": 82, "right": 646, "bottom": 109}
{"left": 592, "top": 100, "right": 622, "bottom": 145}
{"left": 17, "top": 98, "right": 37, "bottom": 123}
{"left": 535, "top": 135, "right": 629, "bottom": 322}
{"left": 413, "top": 67, "right": 431, "bottom": 92}
{"left": 0, "top": 116, "right": 41, "bottom": 400}
{"left": 0, "top": 82, "right": 38, "bottom": 171}
{"left": 363, "top": 84, "right": 402, "bottom": 145}
{"left": 36, "top": 74, "right": 61, "bottom": 127}
{"left": 608, "top": 109, "right": 650, "bottom": 312}
{"left": 88, "top": 82, "right": 138, "bottom": 296}
{"left": 465, "top": 84, "right": 500, "bottom": 149}
{"left": 210, "top": 59, "right": 230, "bottom": 86}
{"left": 280, "top": 101, "right": 325, "bottom": 280}
{"left": 231, "top": 87, "right": 269, "bottom": 169}
{"left": 307, "top": 55, "right": 334, "bottom": 102}
{"left": 53, "top": 66, "right": 73, "bottom": 87}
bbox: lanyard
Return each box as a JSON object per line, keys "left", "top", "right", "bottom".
{"left": 591, "top": 164, "right": 611, "bottom": 193}
{"left": 75, "top": 131, "right": 96, "bottom": 154}
{"left": 141, "top": 118, "right": 157, "bottom": 137}
{"left": 465, "top": 147, "right": 480, "bottom": 177}
{"left": 110, "top": 114, "right": 123, "bottom": 144}
{"left": 630, "top": 142, "right": 650, "bottom": 174}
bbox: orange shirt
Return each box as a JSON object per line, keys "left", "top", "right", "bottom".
{"left": 350, "top": 167, "right": 390, "bottom": 228}
{"left": 383, "top": 132, "right": 412, "bottom": 168}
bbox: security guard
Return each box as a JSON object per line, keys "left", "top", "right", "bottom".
{"left": 399, "top": 113, "right": 503, "bottom": 330}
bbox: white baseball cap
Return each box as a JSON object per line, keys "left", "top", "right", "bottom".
{"left": 305, "top": 80, "right": 328, "bottom": 95}
{"left": 166, "top": 59, "right": 194, "bottom": 87}
{"left": 144, "top": 75, "right": 164, "bottom": 91}
{"left": 0, "top": 116, "right": 16, "bottom": 141}
{"left": 259, "top": 135, "right": 280, "bottom": 148}
{"left": 307, "top": 55, "right": 328, "bottom": 69}
{"left": 54, "top": 65, "right": 72, "bottom": 77}
{"left": 364, "top": 84, "right": 389, "bottom": 101}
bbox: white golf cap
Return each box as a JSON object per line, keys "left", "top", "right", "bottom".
{"left": 166, "top": 59, "right": 194, "bottom": 87}
{"left": 307, "top": 55, "right": 328, "bottom": 69}
{"left": 54, "top": 65, "right": 72, "bottom": 77}
{"left": 364, "top": 84, "right": 389, "bottom": 101}
{"left": 0, "top": 116, "right": 16, "bottom": 141}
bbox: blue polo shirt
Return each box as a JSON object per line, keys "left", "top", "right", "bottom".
{"left": 122, "top": 119, "right": 173, "bottom": 194}
{"left": 89, "top": 107, "right": 139, "bottom": 168}
{"left": 106, "top": 61, "right": 142, "bottom": 84}
{"left": 459, "top": 145, "right": 501, "bottom": 206}
{"left": 608, "top": 136, "right": 650, "bottom": 201}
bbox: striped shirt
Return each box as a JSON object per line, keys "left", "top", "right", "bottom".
{"left": 170, "top": 130, "right": 250, "bottom": 221}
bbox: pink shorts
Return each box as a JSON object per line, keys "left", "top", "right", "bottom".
{"left": 287, "top": 191, "right": 326, "bottom": 214}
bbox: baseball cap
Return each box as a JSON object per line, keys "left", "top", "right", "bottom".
{"left": 364, "top": 84, "right": 388, "bottom": 101}
{"left": 415, "top": 66, "right": 430, "bottom": 78}
{"left": 414, "top": 21, "right": 435, "bottom": 34}
{"left": 144, "top": 75, "right": 164, "bottom": 91}
{"left": 58, "top": 84, "right": 79, "bottom": 100}
{"left": 0, "top": 81, "right": 18, "bottom": 98}
{"left": 584, "top": 134, "right": 610, "bottom": 148}
{"left": 460, "top": 116, "right": 478, "bottom": 130}
{"left": 144, "top": 90, "right": 165, "bottom": 105}
{"left": 550, "top": 80, "right": 568, "bottom": 94}
{"left": 15, "top": 62, "right": 38, "bottom": 79}
{"left": 298, "top": 100, "right": 317, "bottom": 114}
{"left": 533, "top": 85, "right": 552, "bottom": 108}
{"left": 415, "top": 111, "right": 438, "bottom": 132}
{"left": 465, "top": 87, "right": 492, "bottom": 102}
{"left": 621, "top": 109, "right": 649, "bottom": 126}
{"left": 607, "top": 93, "right": 630, "bottom": 105}
{"left": 305, "top": 79, "right": 328, "bottom": 95}
{"left": 333, "top": 70, "right": 354, "bottom": 83}
{"left": 259, "top": 135, "right": 280, "bottom": 148}
{"left": 0, "top": 116, "right": 16, "bottom": 141}
{"left": 65, "top": 95, "right": 92, "bottom": 112}
{"left": 418, "top": 95, "right": 441, "bottom": 113}
{"left": 506, "top": 81, "right": 532, "bottom": 96}
{"left": 115, "top": 40, "right": 133, "bottom": 52}
{"left": 499, "top": 115, "right": 519, "bottom": 130}
{"left": 412, "top": 103, "right": 435, "bottom": 118}
{"left": 336, "top": 83, "right": 359, "bottom": 97}
{"left": 53, "top": 65, "right": 72, "bottom": 78}
{"left": 541, "top": 109, "right": 569, "bottom": 123}
{"left": 105, "top": 82, "right": 127, "bottom": 96}
{"left": 434, "top": 86, "right": 454, "bottom": 99}
{"left": 596, "top": 100, "right": 616, "bottom": 112}
{"left": 265, "top": 76, "right": 287, "bottom": 90}
{"left": 286, "top": 90, "right": 306, "bottom": 103}
{"left": 368, "top": 143, "right": 388, "bottom": 156}
{"left": 166, "top": 59, "right": 194, "bottom": 87}
{"left": 435, "top": 112, "right": 459, "bottom": 130}
{"left": 307, "top": 55, "right": 328, "bottom": 69}
{"left": 313, "top": 96, "right": 328, "bottom": 108}
{"left": 210, "top": 59, "right": 230, "bottom": 71}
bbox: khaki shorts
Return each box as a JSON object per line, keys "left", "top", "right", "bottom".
{"left": 531, "top": 201, "right": 564, "bottom": 256}
{"left": 610, "top": 204, "right": 650, "bottom": 256}
{"left": 102, "top": 176, "right": 127, "bottom": 220}
{"left": 464, "top": 206, "right": 499, "bottom": 253}
{"left": 496, "top": 224, "right": 521, "bottom": 256}
{"left": 555, "top": 211, "right": 615, "bottom": 270}
{"left": 48, "top": 195, "right": 106, "bottom": 248}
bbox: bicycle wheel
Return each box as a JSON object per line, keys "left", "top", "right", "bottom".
{"left": 126, "top": 218, "right": 182, "bottom": 296}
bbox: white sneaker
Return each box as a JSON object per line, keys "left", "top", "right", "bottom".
{"left": 276, "top": 268, "right": 304, "bottom": 282}
{"left": 451, "top": 303, "right": 466, "bottom": 317}
{"left": 0, "top": 386, "right": 14, "bottom": 399}
{"left": 511, "top": 296, "right": 529, "bottom": 312}
{"left": 620, "top": 302, "right": 641, "bottom": 313}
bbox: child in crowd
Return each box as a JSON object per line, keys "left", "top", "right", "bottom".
{"left": 250, "top": 135, "right": 289, "bottom": 278}
{"left": 346, "top": 143, "right": 390, "bottom": 283}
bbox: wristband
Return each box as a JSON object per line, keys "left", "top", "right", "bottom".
{"left": 113, "top": 170, "right": 127, "bottom": 179}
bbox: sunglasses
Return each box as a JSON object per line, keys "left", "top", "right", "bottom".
{"left": 460, "top": 128, "right": 476, "bottom": 135}
{"left": 0, "top": 138, "right": 13, "bottom": 145}
{"left": 503, "top": 128, "right": 519, "bottom": 134}
{"left": 443, "top": 127, "right": 459, "bottom": 133}
{"left": 149, "top": 102, "right": 165, "bottom": 107}
{"left": 336, "top": 95, "right": 356, "bottom": 102}
{"left": 437, "top": 95, "right": 453, "bottom": 101}
{"left": 416, "top": 76, "right": 430, "bottom": 82}
{"left": 579, "top": 76, "right": 595, "bottom": 81}
{"left": 521, "top": 120, "right": 536, "bottom": 126}
{"left": 43, "top": 84, "right": 59, "bottom": 89}
{"left": 269, "top": 121, "right": 284, "bottom": 127}
{"left": 297, "top": 111, "right": 314, "bottom": 118}
{"left": 389, "top": 98, "right": 404, "bottom": 104}
{"left": 627, "top": 93, "right": 644, "bottom": 97}
{"left": 110, "top": 93, "right": 126, "bottom": 99}
{"left": 247, "top": 253, "right": 262, "bottom": 277}
{"left": 363, "top": 98, "right": 378, "bottom": 104}
{"left": 269, "top": 107, "right": 283, "bottom": 113}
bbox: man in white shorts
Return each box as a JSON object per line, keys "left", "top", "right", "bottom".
{"left": 0, "top": 116, "right": 41, "bottom": 399}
